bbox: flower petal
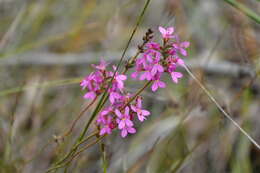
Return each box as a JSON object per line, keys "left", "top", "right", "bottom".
{"left": 125, "top": 106, "right": 129, "bottom": 115}
{"left": 151, "top": 82, "right": 158, "bottom": 92}
{"left": 167, "top": 27, "right": 174, "bottom": 34}
{"left": 125, "top": 119, "right": 133, "bottom": 127}
{"left": 181, "top": 41, "right": 190, "bottom": 48}
{"left": 84, "top": 92, "right": 96, "bottom": 100}
{"left": 142, "top": 110, "right": 150, "bottom": 116}
{"left": 159, "top": 26, "right": 166, "bottom": 35}
{"left": 127, "top": 127, "right": 136, "bottom": 134}
{"left": 158, "top": 81, "right": 166, "bottom": 88}
{"left": 121, "top": 129, "right": 128, "bottom": 138}
{"left": 118, "top": 120, "right": 125, "bottom": 129}
{"left": 131, "top": 105, "right": 137, "bottom": 112}
{"left": 115, "top": 109, "right": 122, "bottom": 118}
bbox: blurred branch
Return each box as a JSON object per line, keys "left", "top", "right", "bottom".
{"left": 0, "top": 77, "right": 81, "bottom": 97}
{"left": 224, "top": 0, "right": 260, "bottom": 24}
{"left": 0, "top": 4, "right": 26, "bottom": 52}
{"left": 0, "top": 50, "right": 255, "bottom": 78}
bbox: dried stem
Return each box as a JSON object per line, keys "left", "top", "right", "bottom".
{"left": 183, "top": 64, "right": 260, "bottom": 149}
{"left": 45, "top": 136, "right": 105, "bottom": 173}
{"left": 62, "top": 96, "right": 98, "bottom": 137}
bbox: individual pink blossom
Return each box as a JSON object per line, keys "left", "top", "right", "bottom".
{"left": 109, "top": 92, "right": 121, "bottom": 104}
{"left": 131, "top": 97, "right": 150, "bottom": 122}
{"left": 151, "top": 79, "right": 166, "bottom": 92}
{"left": 139, "top": 70, "right": 153, "bottom": 81}
{"left": 91, "top": 59, "right": 109, "bottom": 71}
{"left": 115, "top": 74, "right": 127, "bottom": 89}
{"left": 171, "top": 72, "right": 183, "bottom": 83}
{"left": 151, "top": 63, "right": 164, "bottom": 76}
{"left": 115, "top": 107, "right": 133, "bottom": 129}
{"left": 120, "top": 126, "right": 136, "bottom": 138}
{"left": 159, "top": 26, "right": 174, "bottom": 39}
{"left": 99, "top": 116, "right": 113, "bottom": 136}
{"left": 172, "top": 41, "right": 190, "bottom": 56}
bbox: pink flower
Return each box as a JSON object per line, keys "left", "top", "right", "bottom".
{"left": 115, "top": 74, "right": 127, "bottom": 89}
{"left": 131, "top": 97, "right": 150, "bottom": 122}
{"left": 171, "top": 72, "right": 183, "bottom": 83}
{"left": 92, "top": 60, "right": 109, "bottom": 71}
{"left": 139, "top": 71, "right": 152, "bottom": 81}
{"left": 159, "top": 26, "right": 174, "bottom": 39}
{"left": 151, "top": 79, "right": 166, "bottom": 92}
{"left": 98, "top": 115, "right": 115, "bottom": 136}
{"left": 109, "top": 92, "right": 121, "bottom": 104}
{"left": 120, "top": 126, "right": 136, "bottom": 138}
{"left": 172, "top": 41, "right": 190, "bottom": 56}
{"left": 115, "top": 107, "right": 133, "bottom": 129}
{"left": 151, "top": 63, "right": 164, "bottom": 76}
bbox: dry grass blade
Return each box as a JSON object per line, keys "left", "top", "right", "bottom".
{"left": 183, "top": 64, "right": 260, "bottom": 149}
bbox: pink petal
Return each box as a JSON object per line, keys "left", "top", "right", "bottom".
{"left": 125, "top": 119, "right": 133, "bottom": 127}
{"left": 138, "top": 115, "right": 145, "bottom": 122}
{"left": 174, "top": 72, "right": 183, "bottom": 78}
{"left": 125, "top": 106, "right": 129, "bottom": 115}
{"left": 181, "top": 41, "right": 190, "bottom": 48}
{"left": 109, "top": 94, "right": 115, "bottom": 104}
{"left": 177, "top": 58, "right": 185, "bottom": 67}
{"left": 142, "top": 110, "right": 150, "bottom": 116}
{"left": 180, "top": 48, "right": 187, "bottom": 56}
{"left": 118, "top": 121, "right": 125, "bottom": 129}
{"left": 171, "top": 76, "right": 178, "bottom": 83}
{"left": 159, "top": 26, "right": 166, "bottom": 35}
{"left": 151, "top": 82, "right": 158, "bottom": 92}
{"left": 158, "top": 81, "right": 166, "bottom": 88}
{"left": 137, "top": 98, "right": 142, "bottom": 108}
{"left": 84, "top": 92, "right": 96, "bottom": 100}
{"left": 131, "top": 72, "right": 138, "bottom": 79}
{"left": 139, "top": 73, "right": 146, "bottom": 81}
{"left": 127, "top": 127, "right": 136, "bottom": 134}
{"left": 117, "top": 75, "right": 127, "bottom": 81}
{"left": 115, "top": 109, "right": 122, "bottom": 118}
{"left": 167, "top": 27, "right": 174, "bottom": 34}
{"left": 101, "top": 110, "right": 109, "bottom": 116}
{"left": 131, "top": 105, "right": 137, "bottom": 112}
{"left": 158, "top": 65, "right": 164, "bottom": 72}
{"left": 106, "top": 128, "right": 112, "bottom": 134}
{"left": 99, "top": 128, "right": 107, "bottom": 136}
{"left": 121, "top": 129, "right": 128, "bottom": 138}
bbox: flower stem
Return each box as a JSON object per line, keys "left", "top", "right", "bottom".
{"left": 122, "top": 80, "right": 152, "bottom": 110}
{"left": 63, "top": 96, "right": 98, "bottom": 137}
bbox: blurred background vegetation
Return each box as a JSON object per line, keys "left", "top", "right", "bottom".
{"left": 0, "top": 0, "right": 260, "bottom": 172}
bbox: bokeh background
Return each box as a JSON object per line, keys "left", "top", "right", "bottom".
{"left": 0, "top": 0, "right": 260, "bottom": 172}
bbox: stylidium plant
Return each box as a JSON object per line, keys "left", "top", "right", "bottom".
{"left": 80, "top": 26, "right": 190, "bottom": 138}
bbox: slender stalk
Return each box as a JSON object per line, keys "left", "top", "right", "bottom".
{"left": 53, "top": 131, "right": 98, "bottom": 167}
{"left": 224, "top": 0, "right": 260, "bottom": 24}
{"left": 183, "top": 64, "right": 260, "bottom": 149}
{"left": 46, "top": 134, "right": 102, "bottom": 173}
{"left": 100, "top": 142, "right": 107, "bottom": 173}
{"left": 122, "top": 80, "right": 152, "bottom": 110}
{"left": 63, "top": 96, "right": 98, "bottom": 137}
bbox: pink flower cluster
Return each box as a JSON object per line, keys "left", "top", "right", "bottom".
{"left": 131, "top": 26, "right": 189, "bottom": 91}
{"left": 80, "top": 60, "right": 150, "bottom": 138}
{"left": 80, "top": 26, "right": 189, "bottom": 138}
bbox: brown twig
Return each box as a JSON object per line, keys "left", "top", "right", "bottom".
{"left": 62, "top": 96, "right": 98, "bottom": 137}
